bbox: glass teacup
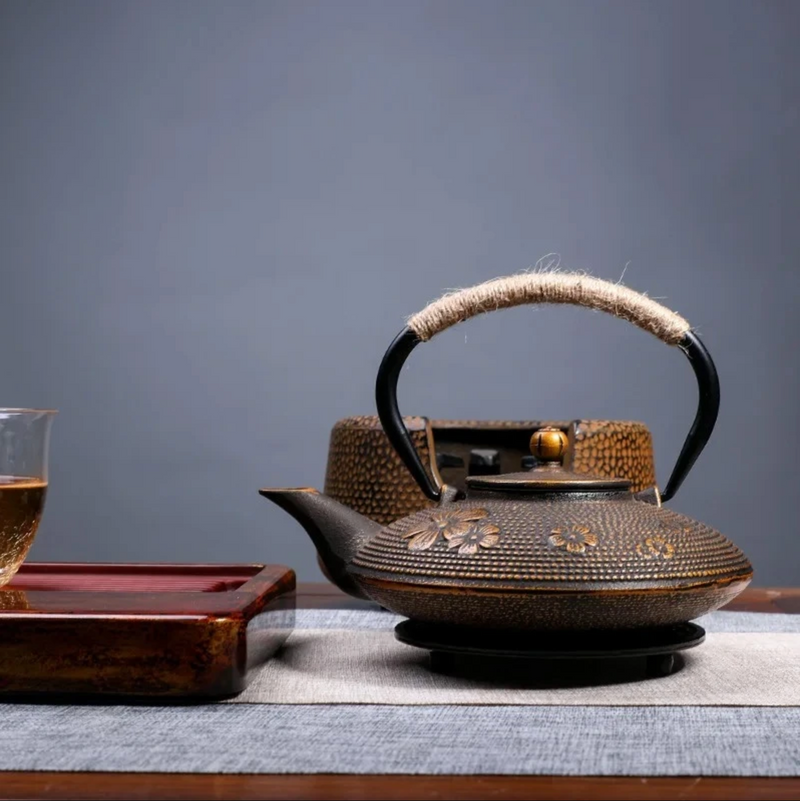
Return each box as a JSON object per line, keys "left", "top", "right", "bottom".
{"left": 0, "top": 409, "right": 56, "bottom": 587}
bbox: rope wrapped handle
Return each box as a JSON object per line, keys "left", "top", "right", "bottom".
{"left": 376, "top": 272, "right": 719, "bottom": 504}
{"left": 408, "top": 273, "right": 691, "bottom": 345}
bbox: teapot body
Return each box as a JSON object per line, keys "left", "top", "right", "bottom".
{"left": 349, "top": 490, "right": 752, "bottom": 630}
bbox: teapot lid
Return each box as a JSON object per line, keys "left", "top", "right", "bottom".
{"left": 466, "top": 427, "right": 631, "bottom": 493}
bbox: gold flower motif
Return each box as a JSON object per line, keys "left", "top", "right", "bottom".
{"left": 445, "top": 522, "right": 501, "bottom": 555}
{"left": 636, "top": 536, "right": 675, "bottom": 560}
{"left": 549, "top": 524, "right": 599, "bottom": 554}
{"left": 401, "top": 508, "right": 489, "bottom": 551}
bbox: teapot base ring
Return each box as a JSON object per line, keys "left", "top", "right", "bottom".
{"left": 395, "top": 619, "right": 705, "bottom": 679}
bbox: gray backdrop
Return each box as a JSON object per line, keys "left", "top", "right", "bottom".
{"left": 1, "top": 0, "right": 798, "bottom": 584}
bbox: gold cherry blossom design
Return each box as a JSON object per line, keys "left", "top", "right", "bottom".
{"left": 549, "top": 524, "right": 599, "bottom": 554}
{"left": 445, "top": 522, "right": 501, "bottom": 555}
{"left": 636, "top": 536, "right": 676, "bottom": 560}
{"left": 401, "top": 508, "right": 490, "bottom": 552}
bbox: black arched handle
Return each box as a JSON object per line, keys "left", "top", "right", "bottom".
{"left": 375, "top": 327, "right": 718, "bottom": 504}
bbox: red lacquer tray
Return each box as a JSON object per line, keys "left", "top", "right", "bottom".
{"left": 0, "top": 562, "right": 296, "bottom": 699}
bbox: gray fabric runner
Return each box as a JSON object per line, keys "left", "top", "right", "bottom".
{"left": 0, "top": 704, "right": 797, "bottom": 776}
{"left": 228, "top": 610, "right": 800, "bottom": 706}
{"left": 1, "top": 611, "right": 798, "bottom": 776}
{"left": 231, "top": 631, "right": 800, "bottom": 706}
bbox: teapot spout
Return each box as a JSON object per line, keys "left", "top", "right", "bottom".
{"left": 259, "top": 487, "right": 380, "bottom": 600}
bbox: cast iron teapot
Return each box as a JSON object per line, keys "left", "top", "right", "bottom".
{"left": 261, "top": 273, "right": 752, "bottom": 631}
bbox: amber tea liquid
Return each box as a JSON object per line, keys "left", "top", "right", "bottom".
{"left": 0, "top": 476, "right": 47, "bottom": 586}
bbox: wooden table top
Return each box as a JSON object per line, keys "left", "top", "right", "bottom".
{"left": 3, "top": 583, "right": 800, "bottom": 801}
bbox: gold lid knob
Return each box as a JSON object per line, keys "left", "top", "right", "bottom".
{"left": 529, "top": 427, "right": 568, "bottom": 463}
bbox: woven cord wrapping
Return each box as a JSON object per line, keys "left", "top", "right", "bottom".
{"left": 407, "top": 273, "right": 691, "bottom": 345}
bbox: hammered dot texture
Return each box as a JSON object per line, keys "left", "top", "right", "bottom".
{"left": 323, "top": 416, "right": 436, "bottom": 526}
{"left": 325, "top": 417, "right": 657, "bottom": 524}
{"left": 569, "top": 420, "right": 655, "bottom": 493}
{"left": 351, "top": 497, "right": 751, "bottom": 588}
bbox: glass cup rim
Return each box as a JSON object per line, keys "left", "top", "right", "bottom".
{"left": 0, "top": 408, "right": 58, "bottom": 415}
